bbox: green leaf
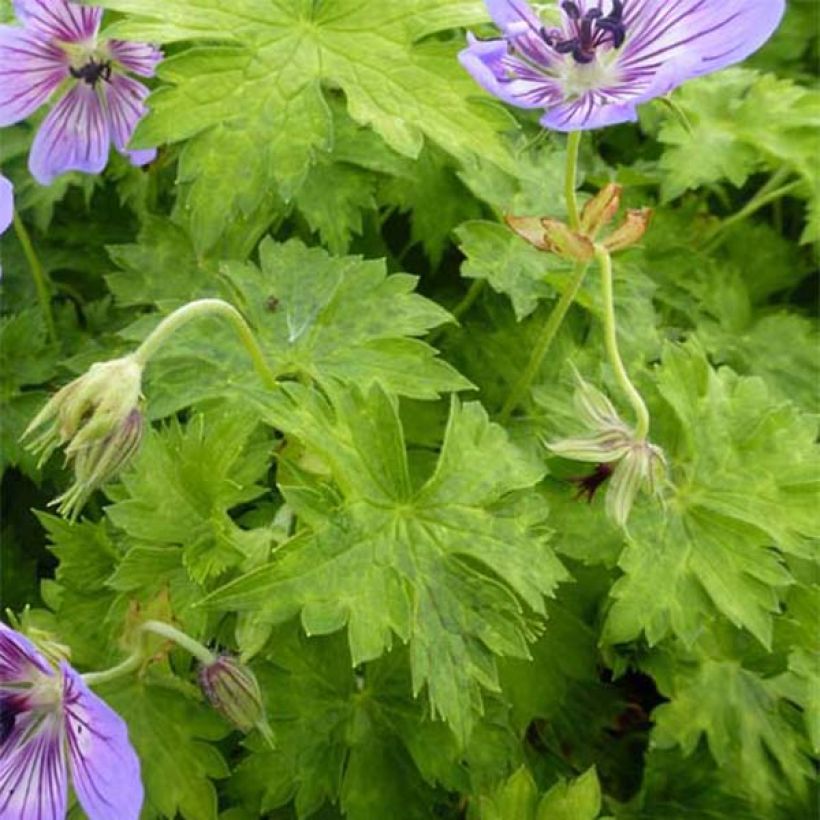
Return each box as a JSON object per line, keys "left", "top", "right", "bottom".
{"left": 227, "top": 627, "right": 454, "bottom": 820}
{"left": 105, "top": 405, "right": 271, "bottom": 585}
{"left": 536, "top": 767, "right": 601, "bottom": 820}
{"left": 96, "top": 0, "right": 513, "bottom": 249}
{"left": 101, "top": 676, "right": 230, "bottom": 820}
{"left": 604, "top": 342, "right": 817, "bottom": 648}
{"left": 651, "top": 658, "right": 813, "bottom": 804}
{"left": 126, "top": 238, "right": 470, "bottom": 415}
{"left": 205, "top": 384, "right": 566, "bottom": 740}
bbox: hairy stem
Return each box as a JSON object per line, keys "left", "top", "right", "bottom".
{"left": 499, "top": 132, "right": 586, "bottom": 422}
{"left": 133, "top": 298, "right": 278, "bottom": 389}
{"left": 564, "top": 131, "right": 582, "bottom": 230}
{"left": 596, "top": 245, "right": 650, "bottom": 440}
{"left": 140, "top": 620, "right": 217, "bottom": 665}
{"left": 13, "top": 212, "right": 58, "bottom": 345}
{"left": 82, "top": 651, "right": 143, "bottom": 687}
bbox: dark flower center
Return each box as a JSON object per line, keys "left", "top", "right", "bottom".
{"left": 70, "top": 58, "right": 113, "bottom": 87}
{"left": 570, "top": 462, "right": 614, "bottom": 502}
{"left": 542, "top": 1, "right": 627, "bottom": 64}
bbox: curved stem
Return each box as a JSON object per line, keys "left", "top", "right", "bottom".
{"left": 13, "top": 212, "right": 58, "bottom": 345}
{"left": 702, "top": 176, "right": 802, "bottom": 252}
{"left": 595, "top": 245, "right": 650, "bottom": 439}
{"left": 140, "top": 620, "right": 216, "bottom": 665}
{"left": 82, "top": 651, "right": 142, "bottom": 687}
{"left": 564, "top": 131, "right": 582, "bottom": 230}
{"left": 133, "top": 298, "right": 278, "bottom": 389}
{"left": 499, "top": 260, "right": 589, "bottom": 423}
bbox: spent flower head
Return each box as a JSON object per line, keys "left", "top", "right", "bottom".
{"left": 460, "top": 0, "right": 785, "bottom": 130}
{"left": 199, "top": 655, "right": 275, "bottom": 747}
{"left": 0, "top": 622, "right": 143, "bottom": 819}
{"left": 548, "top": 370, "right": 665, "bottom": 526}
{"left": 22, "top": 354, "right": 145, "bottom": 519}
{"left": 0, "top": 0, "right": 162, "bottom": 183}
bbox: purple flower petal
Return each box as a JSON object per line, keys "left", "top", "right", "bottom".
{"left": 0, "top": 621, "right": 52, "bottom": 682}
{"left": 13, "top": 0, "right": 101, "bottom": 44}
{"left": 0, "top": 175, "right": 12, "bottom": 236}
{"left": 0, "top": 26, "right": 67, "bottom": 127}
{"left": 462, "top": 0, "right": 786, "bottom": 131}
{"left": 104, "top": 73, "right": 155, "bottom": 166}
{"left": 0, "top": 709, "right": 67, "bottom": 820}
{"left": 61, "top": 664, "right": 143, "bottom": 820}
{"left": 29, "top": 82, "right": 110, "bottom": 184}
{"left": 619, "top": 0, "right": 786, "bottom": 100}
{"left": 459, "top": 34, "right": 561, "bottom": 110}
{"left": 108, "top": 39, "right": 163, "bottom": 78}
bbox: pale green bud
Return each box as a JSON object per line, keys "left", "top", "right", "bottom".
{"left": 22, "top": 354, "right": 144, "bottom": 518}
{"left": 199, "top": 655, "right": 274, "bottom": 746}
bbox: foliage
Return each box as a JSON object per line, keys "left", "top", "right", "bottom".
{"left": 1, "top": 1, "right": 817, "bottom": 819}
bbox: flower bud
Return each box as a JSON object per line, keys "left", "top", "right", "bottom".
{"left": 199, "top": 655, "right": 274, "bottom": 745}
{"left": 602, "top": 208, "right": 652, "bottom": 253}
{"left": 579, "top": 183, "right": 622, "bottom": 237}
{"left": 22, "top": 355, "right": 144, "bottom": 518}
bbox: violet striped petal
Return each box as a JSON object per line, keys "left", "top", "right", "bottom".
{"left": 104, "top": 73, "right": 155, "bottom": 166}
{"left": 29, "top": 82, "right": 110, "bottom": 184}
{"left": 62, "top": 665, "right": 143, "bottom": 820}
{"left": 0, "top": 175, "right": 12, "bottom": 236}
{"left": 13, "top": 0, "right": 101, "bottom": 44}
{"left": 0, "top": 709, "right": 67, "bottom": 820}
{"left": 459, "top": 34, "right": 562, "bottom": 110}
{"left": 108, "top": 39, "right": 163, "bottom": 78}
{"left": 619, "top": 0, "right": 786, "bottom": 101}
{"left": 0, "top": 26, "right": 67, "bottom": 127}
{"left": 0, "top": 621, "right": 52, "bottom": 682}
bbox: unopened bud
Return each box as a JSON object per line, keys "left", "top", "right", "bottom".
{"left": 580, "top": 183, "right": 622, "bottom": 237}
{"left": 22, "top": 355, "right": 144, "bottom": 519}
{"left": 504, "top": 215, "right": 552, "bottom": 251}
{"left": 602, "top": 208, "right": 652, "bottom": 253}
{"left": 199, "top": 655, "right": 274, "bottom": 746}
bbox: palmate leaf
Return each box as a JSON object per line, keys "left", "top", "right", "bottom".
{"left": 650, "top": 657, "right": 814, "bottom": 806}
{"left": 100, "top": 675, "right": 230, "bottom": 820}
{"left": 205, "top": 383, "right": 567, "bottom": 741}
{"left": 94, "top": 0, "right": 512, "bottom": 251}
{"left": 122, "top": 238, "right": 469, "bottom": 417}
{"left": 603, "top": 342, "right": 819, "bottom": 649}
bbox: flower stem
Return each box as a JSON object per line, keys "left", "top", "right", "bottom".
{"left": 499, "top": 260, "right": 589, "bottom": 423}
{"left": 133, "top": 298, "right": 278, "bottom": 389}
{"left": 13, "top": 212, "right": 58, "bottom": 346}
{"left": 595, "top": 245, "right": 650, "bottom": 440}
{"left": 564, "top": 131, "right": 583, "bottom": 230}
{"left": 498, "top": 131, "right": 586, "bottom": 423}
{"left": 702, "top": 173, "right": 802, "bottom": 252}
{"left": 82, "top": 651, "right": 142, "bottom": 687}
{"left": 140, "top": 620, "right": 217, "bottom": 665}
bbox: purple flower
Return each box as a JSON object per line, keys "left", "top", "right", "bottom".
{"left": 0, "top": 174, "right": 12, "bottom": 235}
{"left": 0, "top": 622, "right": 143, "bottom": 820}
{"left": 459, "top": 0, "right": 785, "bottom": 130}
{"left": 0, "top": 0, "right": 162, "bottom": 184}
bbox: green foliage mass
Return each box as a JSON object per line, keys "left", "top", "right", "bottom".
{"left": 0, "top": 1, "right": 817, "bottom": 819}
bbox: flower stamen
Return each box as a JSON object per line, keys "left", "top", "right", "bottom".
{"left": 69, "top": 58, "right": 112, "bottom": 86}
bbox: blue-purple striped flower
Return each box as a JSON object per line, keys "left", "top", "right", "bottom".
{"left": 0, "top": 174, "right": 11, "bottom": 236}
{"left": 0, "top": 622, "right": 143, "bottom": 820}
{"left": 0, "top": 0, "right": 162, "bottom": 184}
{"left": 459, "top": 0, "right": 785, "bottom": 131}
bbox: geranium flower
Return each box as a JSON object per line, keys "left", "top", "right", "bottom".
{"left": 0, "top": 0, "right": 162, "bottom": 184}
{"left": 0, "top": 174, "right": 11, "bottom": 235}
{"left": 460, "top": 0, "right": 785, "bottom": 130}
{"left": 0, "top": 622, "right": 143, "bottom": 819}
